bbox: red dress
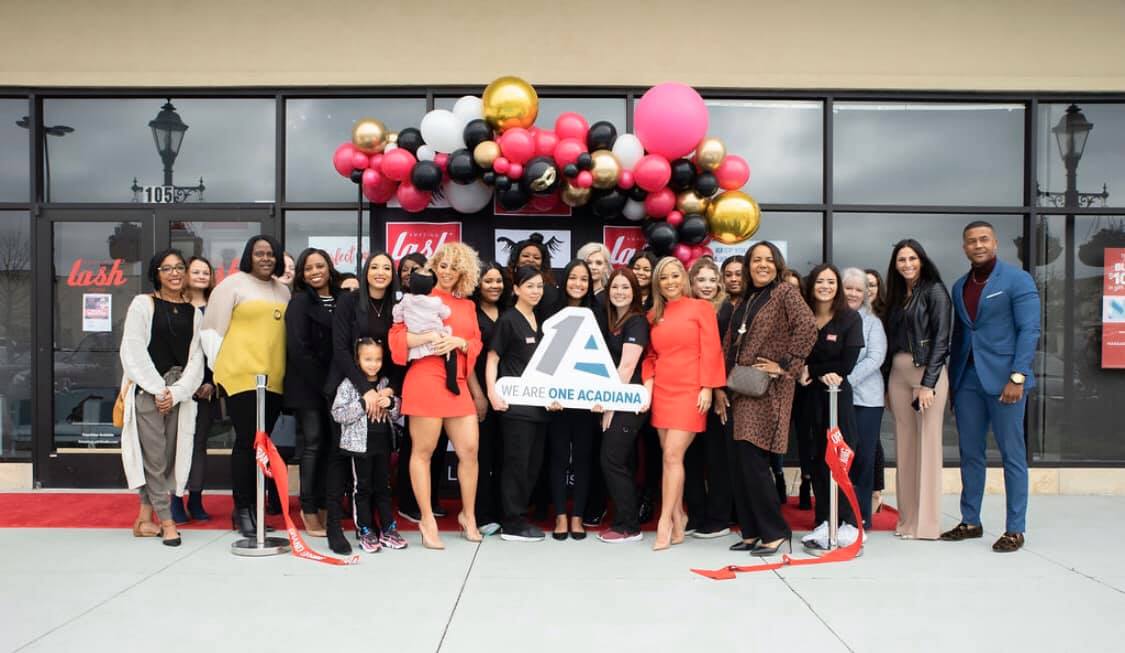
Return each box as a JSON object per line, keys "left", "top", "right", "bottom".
{"left": 390, "top": 288, "right": 483, "bottom": 418}
{"left": 642, "top": 297, "right": 727, "bottom": 432}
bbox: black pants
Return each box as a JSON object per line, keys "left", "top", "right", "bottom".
{"left": 873, "top": 437, "right": 886, "bottom": 493}
{"left": 852, "top": 405, "right": 884, "bottom": 529}
{"left": 186, "top": 396, "right": 215, "bottom": 492}
{"left": 474, "top": 410, "right": 504, "bottom": 525}
{"left": 396, "top": 417, "right": 447, "bottom": 513}
{"left": 296, "top": 405, "right": 331, "bottom": 514}
{"left": 226, "top": 390, "right": 282, "bottom": 509}
{"left": 793, "top": 387, "right": 815, "bottom": 480}
{"left": 500, "top": 416, "right": 547, "bottom": 530}
{"left": 347, "top": 433, "right": 393, "bottom": 533}
{"left": 548, "top": 409, "right": 597, "bottom": 518}
{"left": 802, "top": 385, "right": 858, "bottom": 527}
{"left": 601, "top": 411, "right": 644, "bottom": 533}
{"left": 729, "top": 435, "right": 790, "bottom": 542}
{"left": 684, "top": 410, "right": 733, "bottom": 530}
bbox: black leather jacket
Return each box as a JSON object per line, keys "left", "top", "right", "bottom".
{"left": 900, "top": 280, "right": 953, "bottom": 388}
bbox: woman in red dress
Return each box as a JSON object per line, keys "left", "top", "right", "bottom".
{"left": 642, "top": 257, "right": 727, "bottom": 550}
{"left": 389, "top": 242, "right": 483, "bottom": 549}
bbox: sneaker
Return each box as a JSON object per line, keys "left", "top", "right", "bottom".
{"left": 802, "top": 520, "right": 829, "bottom": 545}
{"left": 397, "top": 507, "right": 422, "bottom": 524}
{"left": 684, "top": 520, "right": 701, "bottom": 537}
{"left": 358, "top": 527, "right": 382, "bottom": 553}
{"left": 837, "top": 523, "right": 861, "bottom": 547}
{"left": 692, "top": 525, "right": 731, "bottom": 539}
{"left": 500, "top": 522, "right": 545, "bottom": 542}
{"left": 478, "top": 522, "right": 501, "bottom": 536}
{"left": 597, "top": 528, "right": 643, "bottom": 543}
{"left": 379, "top": 528, "right": 408, "bottom": 550}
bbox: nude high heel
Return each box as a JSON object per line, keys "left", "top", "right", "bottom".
{"left": 653, "top": 517, "right": 673, "bottom": 551}
{"left": 458, "top": 513, "right": 482, "bottom": 543}
{"left": 420, "top": 516, "right": 445, "bottom": 550}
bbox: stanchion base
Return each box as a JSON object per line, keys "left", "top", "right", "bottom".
{"left": 803, "top": 543, "right": 864, "bottom": 558}
{"left": 231, "top": 537, "right": 290, "bottom": 557}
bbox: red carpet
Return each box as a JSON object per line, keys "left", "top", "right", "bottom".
{"left": 0, "top": 493, "right": 897, "bottom": 532}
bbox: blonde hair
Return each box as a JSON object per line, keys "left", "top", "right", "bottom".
{"left": 650, "top": 256, "right": 688, "bottom": 324}
{"left": 427, "top": 242, "right": 481, "bottom": 298}
{"left": 689, "top": 257, "right": 726, "bottom": 312}
{"left": 576, "top": 242, "right": 612, "bottom": 288}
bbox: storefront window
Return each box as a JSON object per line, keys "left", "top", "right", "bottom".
{"left": 43, "top": 98, "right": 275, "bottom": 203}
{"left": 435, "top": 97, "right": 628, "bottom": 135}
{"left": 0, "top": 212, "right": 31, "bottom": 459}
{"left": 706, "top": 100, "right": 823, "bottom": 204}
{"left": 286, "top": 98, "right": 426, "bottom": 202}
{"left": 834, "top": 102, "right": 1024, "bottom": 206}
{"left": 755, "top": 211, "right": 823, "bottom": 276}
{"left": 1037, "top": 103, "right": 1125, "bottom": 209}
{"left": 285, "top": 210, "right": 371, "bottom": 277}
{"left": 0, "top": 100, "right": 29, "bottom": 201}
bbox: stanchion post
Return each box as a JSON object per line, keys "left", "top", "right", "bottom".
{"left": 827, "top": 383, "right": 840, "bottom": 551}
{"left": 231, "top": 374, "right": 290, "bottom": 557}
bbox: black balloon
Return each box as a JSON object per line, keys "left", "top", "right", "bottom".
{"left": 397, "top": 128, "right": 424, "bottom": 155}
{"left": 482, "top": 171, "right": 497, "bottom": 186}
{"left": 410, "top": 160, "right": 443, "bottom": 192}
{"left": 520, "top": 156, "right": 560, "bottom": 195}
{"left": 590, "top": 188, "right": 628, "bottom": 218}
{"left": 586, "top": 121, "right": 617, "bottom": 151}
{"left": 680, "top": 214, "right": 709, "bottom": 245}
{"left": 563, "top": 164, "right": 579, "bottom": 178}
{"left": 576, "top": 152, "right": 594, "bottom": 170}
{"left": 497, "top": 184, "right": 530, "bottom": 210}
{"left": 463, "top": 119, "right": 493, "bottom": 152}
{"left": 495, "top": 175, "right": 512, "bottom": 191}
{"left": 349, "top": 169, "right": 364, "bottom": 184}
{"left": 647, "top": 223, "right": 678, "bottom": 256}
{"left": 446, "top": 149, "right": 478, "bottom": 185}
{"left": 629, "top": 186, "right": 648, "bottom": 201}
{"left": 669, "top": 158, "right": 696, "bottom": 191}
{"left": 694, "top": 171, "right": 719, "bottom": 197}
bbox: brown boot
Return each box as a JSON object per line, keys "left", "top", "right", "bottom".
{"left": 302, "top": 512, "right": 327, "bottom": 537}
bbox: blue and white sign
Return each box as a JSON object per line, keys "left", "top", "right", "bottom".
{"left": 496, "top": 307, "right": 649, "bottom": 412}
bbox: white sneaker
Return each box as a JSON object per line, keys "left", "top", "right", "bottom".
{"left": 802, "top": 521, "right": 829, "bottom": 544}
{"left": 837, "top": 523, "right": 860, "bottom": 547}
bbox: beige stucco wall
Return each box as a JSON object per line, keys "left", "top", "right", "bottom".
{"left": 1, "top": 0, "right": 1124, "bottom": 90}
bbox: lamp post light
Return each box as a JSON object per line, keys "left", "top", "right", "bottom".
{"left": 131, "top": 99, "right": 205, "bottom": 202}
{"left": 16, "top": 115, "right": 73, "bottom": 203}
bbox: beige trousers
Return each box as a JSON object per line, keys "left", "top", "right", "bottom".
{"left": 889, "top": 352, "right": 947, "bottom": 540}
{"left": 135, "top": 383, "right": 181, "bottom": 522}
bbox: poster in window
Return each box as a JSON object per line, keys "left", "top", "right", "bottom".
{"left": 82, "top": 293, "right": 112, "bottom": 333}
{"left": 1102, "top": 247, "right": 1125, "bottom": 369}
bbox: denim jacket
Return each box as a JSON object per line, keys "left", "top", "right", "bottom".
{"left": 331, "top": 376, "right": 400, "bottom": 454}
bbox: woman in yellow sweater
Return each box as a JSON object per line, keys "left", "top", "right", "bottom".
{"left": 200, "top": 235, "right": 291, "bottom": 537}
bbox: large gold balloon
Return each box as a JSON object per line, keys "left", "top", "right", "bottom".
{"left": 706, "top": 191, "right": 761, "bottom": 244}
{"left": 590, "top": 150, "right": 621, "bottom": 189}
{"left": 482, "top": 76, "right": 539, "bottom": 132}
{"left": 352, "top": 118, "right": 388, "bottom": 154}
{"left": 676, "top": 190, "right": 710, "bottom": 215}
{"left": 561, "top": 182, "right": 592, "bottom": 207}
{"left": 695, "top": 137, "right": 726, "bottom": 171}
{"left": 473, "top": 140, "right": 500, "bottom": 168}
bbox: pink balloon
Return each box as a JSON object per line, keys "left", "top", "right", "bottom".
{"left": 396, "top": 182, "right": 431, "bottom": 213}
{"left": 691, "top": 244, "right": 708, "bottom": 258}
{"left": 617, "top": 170, "right": 634, "bottom": 189}
{"left": 644, "top": 187, "right": 676, "bottom": 218}
{"left": 575, "top": 170, "right": 594, "bottom": 189}
{"left": 673, "top": 243, "right": 693, "bottom": 263}
{"left": 553, "top": 138, "right": 587, "bottom": 168}
{"left": 534, "top": 129, "right": 559, "bottom": 158}
{"left": 362, "top": 168, "right": 394, "bottom": 203}
{"left": 714, "top": 155, "right": 750, "bottom": 190}
{"left": 508, "top": 163, "right": 524, "bottom": 180}
{"left": 700, "top": 246, "right": 715, "bottom": 258}
{"left": 493, "top": 157, "right": 511, "bottom": 175}
{"left": 666, "top": 210, "right": 684, "bottom": 228}
{"left": 333, "top": 143, "right": 358, "bottom": 177}
{"left": 633, "top": 154, "right": 672, "bottom": 192}
{"left": 351, "top": 150, "right": 371, "bottom": 171}
{"left": 434, "top": 153, "right": 449, "bottom": 171}
{"left": 555, "top": 112, "right": 589, "bottom": 142}
{"left": 370, "top": 153, "right": 384, "bottom": 171}
{"left": 498, "top": 127, "right": 536, "bottom": 165}
{"left": 381, "top": 148, "right": 416, "bottom": 182}
{"left": 634, "top": 83, "right": 709, "bottom": 160}
{"left": 370, "top": 177, "right": 398, "bottom": 204}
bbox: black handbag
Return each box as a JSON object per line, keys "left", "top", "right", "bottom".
{"left": 725, "top": 292, "right": 772, "bottom": 398}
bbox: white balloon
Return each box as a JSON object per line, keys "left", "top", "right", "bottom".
{"left": 444, "top": 179, "right": 493, "bottom": 214}
{"left": 623, "top": 198, "right": 647, "bottom": 222}
{"left": 612, "top": 134, "right": 645, "bottom": 171}
{"left": 416, "top": 145, "right": 436, "bottom": 162}
{"left": 420, "top": 109, "right": 465, "bottom": 153}
{"left": 452, "top": 95, "right": 484, "bottom": 126}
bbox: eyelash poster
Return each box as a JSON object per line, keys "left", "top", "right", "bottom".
{"left": 82, "top": 293, "right": 112, "bottom": 333}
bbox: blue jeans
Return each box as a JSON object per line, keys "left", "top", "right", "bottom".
{"left": 953, "top": 364, "right": 1029, "bottom": 533}
{"left": 851, "top": 405, "right": 884, "bottom": 529}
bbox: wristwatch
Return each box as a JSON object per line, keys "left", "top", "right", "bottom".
{"left": 1009, "top": 372, "right": 1026, "bottom": 385}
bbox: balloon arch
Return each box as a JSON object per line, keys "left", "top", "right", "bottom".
{"left": 331, "top": 77, "right": 761, "bottom": 267}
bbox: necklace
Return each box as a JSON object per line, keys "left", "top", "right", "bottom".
{"left": 970, "top": 268, "right": 989, "bottom": 286}
{"left": 158, "top": 292, "right": 182, "bottom": 313}
{"left": 368, "top": 294, "right": 385, "bottom": 318}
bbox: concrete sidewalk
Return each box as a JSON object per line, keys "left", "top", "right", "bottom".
{"left": 3, "top": 495, "right": 1122, "bottom": 653}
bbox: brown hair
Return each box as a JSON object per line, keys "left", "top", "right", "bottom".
{"left": 604, "top": 267, "right": 645, "bottom": 331}
{"left": 688, "top": 257, "right": 726, "bottom": 313}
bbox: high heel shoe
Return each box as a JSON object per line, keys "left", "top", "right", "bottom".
{"left": 729, "top": 539, "right": 759, "bottom": 552}
{"left": 872, "top": 491, "right": 883, "bottom": 514}
{"left": 653, "top": 518, "right": 673, "bottom": 551}
{"left": 552, "top": 515, "right": 569, "bottom": 541}
{"left": 671, "top": 511, "right": 687, "bottom": 545}
{"left": 750, "top": 535, "right": 792, "bottom": 556}
{"left": 569, "top": 516, "right": 586, "bottom": 541}
{"left": 420, "top": 517, "right": 445, "bottom": 550}
{"left": 160, "top": 520, "right": 182, "bottom": 547}
{"left": 302, "top": 512, "right": 327, "bottom": 538}
{"left": 457, "top": 513, "right": 482, "bottom": 543}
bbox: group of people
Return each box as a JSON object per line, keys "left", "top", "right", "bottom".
{"left": 119, "top": 220, "right": 1040, "bottom": 556}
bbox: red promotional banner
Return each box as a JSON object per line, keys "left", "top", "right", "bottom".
{"left": 604, "top": 226, "right": 646, "bottom": 269}
{"left": 385, "top": 222, "right": 462, "bottom": 264}
{"left": 1103, "top": 248, "right": 1125, "bottom": 369}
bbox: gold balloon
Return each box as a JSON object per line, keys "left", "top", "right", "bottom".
{"left": 386, "top": 131, "right": 399, "bottom": 145}
{"left": 676, "top": 190, "right": 710, "bottom": 215}
{"left": 695, "top": 137, "right": 726, "bottom": 171}
{"left": 706, "top": 191, "right": 761, "bottom": 244}
{"left": 561, "top": 182, "right": 592, "bottom": 207}
{"left": 352, "top": 118, "right": 388, "bottom": 154}
{"left": 473, "top": 140, "right": 500, "bottom": 168}
{"left": 590, "top": 150, "right": 621, "bottom": 189}
{"left": 482, "top": 76, "right": 539, "bottom": 132}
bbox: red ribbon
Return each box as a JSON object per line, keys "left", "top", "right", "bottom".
{"left": 691, "top": 427, "right": 863, "bottom": 580}
{"left": 254, "top": 431, "right": 360, "bottom": 566}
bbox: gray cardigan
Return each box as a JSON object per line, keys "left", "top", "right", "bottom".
{"left": 331, "top": 376, "right": 401, "bottom": 454}
{"left": 848, "top": 307, "right": 887, "bottom": 408}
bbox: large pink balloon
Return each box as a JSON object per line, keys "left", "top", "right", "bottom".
{"left": 644, "top": 187, "right": 676, "bottom": 218}
{"left": 534, "top": 129, "right": 559, "bottom": 158}
{"left": 553, "top": 138, "right": 587, "bottom": 168}
{"left": 381, "top": 148, "right": 416, "bottom": 182}
{"left": 714, "top": 155, "right": 751, "bottom": 190}
{"left": 362, "top": 168, "right": 397, "bottom": 203}
{"left": 555, "top": 112, "right": 589, "bottom": 142}
{"left": 633, "top": 154, "right": 672, "bottom": 192}
{"left": 498, "top": 128, "right": 536, "bottom": 165}
{"left": 396, "top": 182, "right": 431, "bottom": 213}
{"left": 673, "top": 243, "right": 694, "bottom": 263}
{"left": 333, "top": 143, "right": 358, "bottom": 178}
{"left": 634, "top": 83, "right": 709, "bottom": 160}
{"left": 351, "top": 150, "right": 370, "bottom": 171}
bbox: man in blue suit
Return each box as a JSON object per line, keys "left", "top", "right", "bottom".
{"left": 941, "top": 221, "right": 1040, "bottom": 552}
